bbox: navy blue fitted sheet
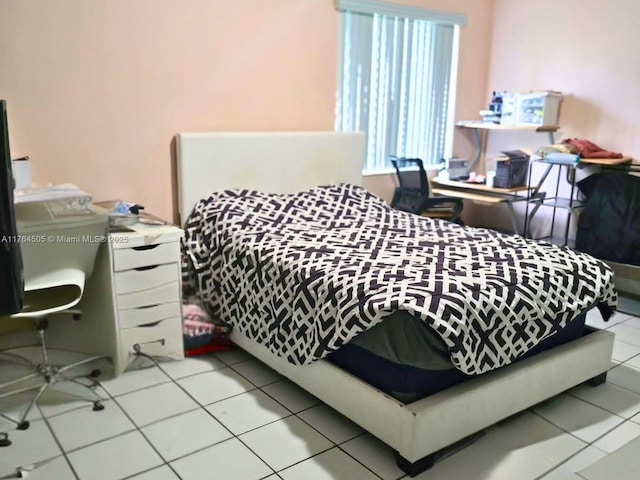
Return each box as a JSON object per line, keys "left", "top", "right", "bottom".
{"left": 327, "top": 312, "right": 588, "bottom": 404}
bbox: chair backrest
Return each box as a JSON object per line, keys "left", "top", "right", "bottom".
{"left": 390, "top": 157, "right": 430, "bottom": 196}
{"left": 390, "top": 157, "right": 433, "bottom": 214}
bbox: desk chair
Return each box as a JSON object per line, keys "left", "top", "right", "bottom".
{"left": 0, "top": 268, "right": 107, "bottom": 448}
{"left": 390, "top": 157, "right": 464, "bottom": 223}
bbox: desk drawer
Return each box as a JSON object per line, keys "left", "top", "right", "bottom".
{"left": 112, "top": 242, "right": 179, "bottom": 272}
{"left": 114, "top": 263, "right": 178, "bottom": 295}
{"left": 119, "top": 302, "right": 181, "bottom": 329}
{"left": 116, "top": 282, "right": 180, "bottom": 310}
{"left": 119, "top": 318, "right": 184, "bottom": 366}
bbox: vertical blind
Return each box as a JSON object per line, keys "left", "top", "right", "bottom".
{"left": 335, "top": 2, "right": 462, "bottom": 171}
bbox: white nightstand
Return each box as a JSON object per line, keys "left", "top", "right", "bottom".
{"left": 47, "top": 222, "right": 185, "bottom": 376}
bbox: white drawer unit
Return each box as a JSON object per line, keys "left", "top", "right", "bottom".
{"left": 118, "top": 317, "right": 184, "bottom": 369}
{"left": 48, "top": 222, "right": 186, "bottom": 377}
{"left": 109, "top": 225, "right": 185, "bottom": 374}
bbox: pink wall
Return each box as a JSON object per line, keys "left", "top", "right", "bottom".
{"left": 489, "top": 0, "right": 640, "bottom": 156}
{"left": 476, "top": 0, "right": 640, "bottom": 235}
{"left": 1, "top": 0, "right": 494, "bottom": 222}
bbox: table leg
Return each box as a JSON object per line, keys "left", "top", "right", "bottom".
{"left": 506, "top": 202, "right": 520, "bottom": 235}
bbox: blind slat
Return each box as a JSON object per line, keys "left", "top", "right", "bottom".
{"left": 336, "top": 9, "right": 457, "bottom": 172}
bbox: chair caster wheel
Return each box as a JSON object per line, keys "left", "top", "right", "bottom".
{"left": 15, "top": 466, "right": 34, "bottom": 478}
{"left": 93, "top": 401, "right": 105, "bottom": 411}
{"left": 17, "top": 421, "right": 30, "bottom": 431}
{"left": 0, "top": 432, "right": 11, "bottom": 447}
{"left": 90, "top": 369, "right": 101, "bottom": 378}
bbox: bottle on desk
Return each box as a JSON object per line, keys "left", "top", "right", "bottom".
{"left": 437, "top": 170, "right": 450, "bottom": 182}
{"left": 486, "top": 170, "right": 496, "bottom": 188}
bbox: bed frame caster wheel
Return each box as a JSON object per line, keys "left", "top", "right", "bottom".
{"left": 588, "top": 372, "right": 607, "bottom": 387}
{"left": 92, "top": 401, "right": 105, "bottom": 412}
{"left": 16, "top": 421, "right": 29, "bottom": 431}
{"left": 0, "top": 432, "right": 11, "bottom": 447}
{"left": 394, "top": 452, "right": 436, "bottom": 477}
{"left": 89, "top": 369, "right": 101, "bottom": 378}
{"left": 394, "top": 430, "right": 486, "bottom": 476}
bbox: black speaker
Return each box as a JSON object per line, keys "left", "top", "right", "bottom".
{"left": 0, "top": 100, "right": 24, "bottom": 316}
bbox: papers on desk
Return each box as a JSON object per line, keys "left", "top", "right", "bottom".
{"left": 14, "top": 184, "right": 92, "bottom": 204}
{"left": 94, "top": 200, "right": 167, "bottom": 231}
{"left": 14, "top": 184, "right": 93, "bottom": 216}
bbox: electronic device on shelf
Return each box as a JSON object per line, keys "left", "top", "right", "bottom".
{"left": 439, "top": 157, "right": 469, "bottom": 180}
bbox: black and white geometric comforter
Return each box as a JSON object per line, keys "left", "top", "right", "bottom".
{"left": 181, "top": 184, "right": 617, "bottom": 375}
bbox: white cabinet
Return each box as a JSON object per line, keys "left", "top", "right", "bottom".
{"left": 47, "top": 223, "right": 185, "bottom": 376}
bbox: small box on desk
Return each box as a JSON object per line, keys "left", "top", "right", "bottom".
{"left": 515, "top": 91, "right": 562, "bottom": 126}
{"left": 494, "top": 150, "right": 530, "bottom": 188}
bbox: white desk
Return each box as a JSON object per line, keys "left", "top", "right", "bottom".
{"left": 15, "top": 202, "right": 107, "bottom": 288}
{"left": 455, "top": 121, "right": 559, "bottom": 174}
{"left": 431, "top": 179, "right": 531, "bottom": 234}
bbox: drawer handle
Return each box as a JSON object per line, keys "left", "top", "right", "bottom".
{"left": 134, "top": 265, "right": 160, "bottom": 272}
{"left": 133, "top": 244, "right": 160, "bottom": 251}
{"left": 132, "top": 339, "right": 165, "bottom": 354}
{"left": 135, "top": 304, "right": 161, "bottom": 310}
{"left": 137, "top": 320, "right": 163, "bottom": 328}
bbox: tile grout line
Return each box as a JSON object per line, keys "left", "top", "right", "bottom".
{"left": 103, "top": 357, "right": 328, "bottom": 467}
{"left": 531, "top": 407, "right": 640, "bottom": 479}
{"left": 291, "top": 411, "right": 383, "bottom": 479}
{"left": 243, "top": 372, "right": 386, "bottom": 476}
{"left": 563, "top": 352, "right": 640, "bottom": 417}
{"left": 35, "top": 356, "right": 185, "bottom": 479}
{"left": 140, "top": 352, "right": 282, "bottom": 478}
{"left": 36, "top": 403, "right": 82, "bottom": 480}
{"left": 94, "top": 312, "right": 640, "bottom": 479}
{"left": 23, "top": 333, "right": 640, "bottom": 479}
{"left": 174, "top": 352, "right": 476, "bottom": 479}
{"left": 20, "top": 371, "right": 118, "bottom": 479}
{"left": 530, "top": 442, "right": 593, "bottom": 480}
{"left": 159, "top": 352, "right": 385, "bottom": 479}
{"left": 103, "top": 361, "right": 187, "bottom": 480}
{"left": 194, "top": 366, "right": 337, "bottom": 477}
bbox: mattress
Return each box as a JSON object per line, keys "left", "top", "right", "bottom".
{"left": 328, "top": 310, "right": 588, "bottom": 403}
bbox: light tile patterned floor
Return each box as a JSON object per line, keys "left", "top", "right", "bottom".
{"left": 2, "top": 311, "right": 640, "bottom": 479}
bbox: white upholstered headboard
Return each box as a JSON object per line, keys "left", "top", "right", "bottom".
{"left": 175, "top": 131, "right": 366, "bottom": 223}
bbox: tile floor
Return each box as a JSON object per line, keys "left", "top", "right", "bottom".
{"left": 1, "top": 309, "right": 640, "bottom": 479}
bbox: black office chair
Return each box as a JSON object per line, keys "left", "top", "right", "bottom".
{"left": 390, "top": 157, "right": 464, "bottom": 223}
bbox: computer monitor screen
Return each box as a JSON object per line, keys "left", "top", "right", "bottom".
{"left": 0, "top": 100, "right": 24, "bottom": 315}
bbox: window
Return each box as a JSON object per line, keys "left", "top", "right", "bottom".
{"left": 334, "top": 0, "right": 465, "bottom": 173}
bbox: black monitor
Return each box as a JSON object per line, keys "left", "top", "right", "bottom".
{"left": 0, "top": 100, "right": 24, "bottom": 315}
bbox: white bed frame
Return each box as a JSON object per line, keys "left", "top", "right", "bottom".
{"left": 175, "top": 131, "right": 615, "bottom": 476}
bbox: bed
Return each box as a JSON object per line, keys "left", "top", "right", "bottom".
{"left": 175, "top": 131, "right": 616, "bottom": 476}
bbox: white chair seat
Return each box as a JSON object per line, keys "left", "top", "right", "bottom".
{"left": 12, "top": 268, "right": 85, "bottom": 319}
